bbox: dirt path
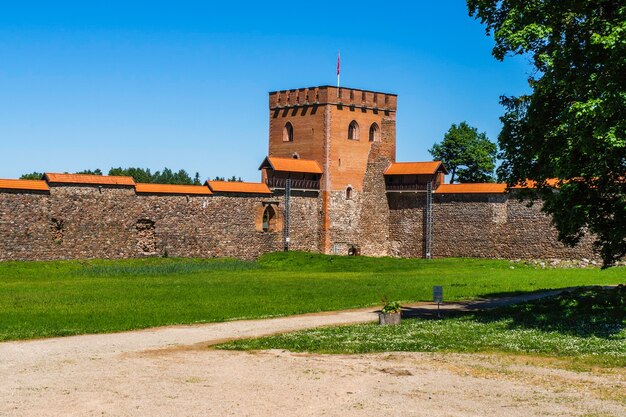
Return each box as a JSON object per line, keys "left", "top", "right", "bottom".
{"left": 1, "top": 290, "right": 624, "bottom": 417}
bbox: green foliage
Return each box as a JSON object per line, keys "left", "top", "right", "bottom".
{"left": 74, "top": 169, "right": 102, "bottom": 175}
{"left": 108, "top": 167, "right": 155, "bottom": 183}
{"left": 213, "top": 176, "right": 243, "bottom": 182}
{"left": 20, "top": 167, "right": 206, "bottom": 185}
{"left": 468, "top": 1, "right": 626, "bottom": 267}
{"left": 222, "top": 286, "right": 626, "bottom": 368}
{"left": 154, "top": 167, "right": 193, "bottom": 185}
{"left": 19, "top": 172, "right": 44, "bottom": 180}
{"left": 429, "top": 122, "right": 497, "bottom": 183}
{"left": 381, "top": 301, "right": 402, "bottom": 314}
{"left": 0, "top": 253, "right": 624, "bottom": 341}
{"left": 108, "top": 167, "right": 199, "bottom": 184}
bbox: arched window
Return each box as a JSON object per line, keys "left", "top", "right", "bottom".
{"left": 283, "top": 122, "right": 294, "bottom": 142}
{"left": 369, "top": 123, "right": 380, "bottom": 142}
{"left": 348, "top": 121, "right": 359, "bottom": 140}
{"left": 346, "top": 186, "right": 353, "bottom": 200}
{"left": 262, "top": 205, "right": 276, "bottom": 232}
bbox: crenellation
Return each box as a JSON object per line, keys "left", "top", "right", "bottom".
{"left": 269, "top": 86, "right": 397, "bottom": 111}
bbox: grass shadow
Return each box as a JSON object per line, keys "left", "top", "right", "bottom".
{"left": 402, "top": 285, "right": 625, "bottom": 339}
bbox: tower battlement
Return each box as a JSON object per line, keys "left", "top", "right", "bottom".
{"left": 267, "top": 84, "right": 397, "bottom": 192}
{"left": 269, "top": 86, "right": 397, "bottom": 111}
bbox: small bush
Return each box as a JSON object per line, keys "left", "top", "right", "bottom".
{"left": 381, "top": 301, "right": 402, "bottom": 314}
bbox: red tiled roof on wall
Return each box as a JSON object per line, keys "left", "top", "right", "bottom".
{"left": 260, "top": 157, "right": 323, "bottom": 174}
{"left": 206, "top": 181, "right": 272, "bottom": 194}
{"left": 513, "top": 179, "right": 561, "bottom": 188}
{"left": 135, "top": 183, "right": 213, "bottom": 195}
{"left": 384, "top": 161, "right": 448, "bottom": 175}
{"left": 436, "top": 183, "right": 508, "bottom": 194}
{"left": 0, "top": 179, "right": 50, "bottom": 191}
{"left": 44, "top": 173, "right": 136, "bottom": 186}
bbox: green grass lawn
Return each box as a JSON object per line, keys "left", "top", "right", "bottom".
{"left": 220, "top": 286, "right": 626, "bottom": 369}
{"left": 0, "top": 252, "right": 624, "bottom": 341}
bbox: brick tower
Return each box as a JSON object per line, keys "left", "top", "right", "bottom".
{"left": 263, "top": 85, "right": 397, "bottom": 255}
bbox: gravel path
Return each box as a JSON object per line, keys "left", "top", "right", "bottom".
{"left": 2, "top": 289, "right": 624, "bottom": 417}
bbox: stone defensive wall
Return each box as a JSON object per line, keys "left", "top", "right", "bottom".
{"left": 0, "top": 173, "right": 596, "bottom": 262}
{"left": 0, "top": 174, "right": 321, "bottom": 261}
{"left": 387, "top": 184, "right": 596, "bottom": 260}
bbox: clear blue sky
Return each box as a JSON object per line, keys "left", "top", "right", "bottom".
{"left": 0, "top": 1, "right": 531, "bottom": 181}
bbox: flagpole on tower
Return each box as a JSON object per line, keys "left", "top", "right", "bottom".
{"left": 336, "top": 50, "right": 341, "bottom": 88}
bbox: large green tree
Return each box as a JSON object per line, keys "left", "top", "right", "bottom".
{"left": 429, "top": 121, "right": 497, "bottom": 183}
{"left": 468, "top": 0, "right": 625, "bottom": 266}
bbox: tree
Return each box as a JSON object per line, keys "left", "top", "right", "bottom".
{"left": 429, "top": 122, "right": 497, "bottom": 183}
{"left": 152, "top": 168, "right": 193, "bottom": 185}
{"left": 468, "top": 0, "right": 625, "bottom": 267}
{"left": 20, "top": 172, "right": 44, "bottom": 180}
{"left": 109, "top": 167, "right": 154, "bottom": 183}
{"left": 21, "top": 169, "right": 102, "bottom": 179}
{"left": 108, "top": 167, "right": 198, "bottom": 185}
{"left": 20, "top": 167, "right": 209, "bottom": 185}
{"left": 75, "top": 169, "right": 102, "bottom": 176}
{"left": 212, "top": 176, "right": 243, "bottom": 182}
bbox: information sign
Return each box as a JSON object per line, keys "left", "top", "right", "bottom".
{"left": 433, "top": 286, "right": 443, "bottom": 304}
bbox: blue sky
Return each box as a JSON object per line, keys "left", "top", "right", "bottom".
{"left": 0, "top": 1, "right": 531, "bottom": 181}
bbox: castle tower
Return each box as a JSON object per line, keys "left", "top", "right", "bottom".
{"left": 261, "top": 86, "right": 397, "bottom": 255}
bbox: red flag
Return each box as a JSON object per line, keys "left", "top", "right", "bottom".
{"left": 337, "top": 51, "right": 340, "bottom": 76}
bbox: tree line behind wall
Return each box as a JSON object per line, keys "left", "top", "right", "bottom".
{"left": 20, "top": 168, "right": 243, "bottom": 185}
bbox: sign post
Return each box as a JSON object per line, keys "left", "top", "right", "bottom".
{"left": 284, "top": 178, "right": 291, "bottom": 252}
{"left": 433, "top": 286, "right": 443, "bottom": 318}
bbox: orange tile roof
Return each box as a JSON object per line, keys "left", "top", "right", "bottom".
{"left": 513, "top": 178, "right": 560, "bottom": 188}
{"left": 44, "top": 173, "right": 135, "bottom": 186}
{"left": 0, "top": 179, "right": 50, "bottom": 191}
{"left": 384, "top": 161, "right": 448, "bottom": 175}
{"left": 135, "top": 183, "right": 212, "bottom": 195}
{"left": 206, "top": 181, "right": 272, "bottom": 194}
{"left": 435, "top": 183, "right": 508, "bottom": 194}
{"left": 260, "top": 157, "right": 323, "bottom": 174}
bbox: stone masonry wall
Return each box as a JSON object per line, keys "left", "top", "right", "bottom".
{"left": 387, "top": 193, "right": 426, "bottom": 258}
{"left": 273, "top": 190, "right": 323, "bottom": 253}
{"left": 325, "top": 139, "right": 393, "bottom": 256}
{"left": 0, "top": 184, "right": 597, "bottom": 262}
{"left": 356, "top": 141, "right": 393, "bottom": 256}
{"left": 327, "top": 188, "right": 367, "bottom": 255}
{"left": 0, "top": 190, "right": 53, "bottom": 260}
{"left": 432, "top": 193, "right": 509, "bottom": 258}
{"left": 496, "top": 197, "right": 596, "bottom": 259}
{"left": 0, "top": 186, "right": 321, "bottom": 261}
{"left": 388, "top": 192, "right": 596, "bottom": 260}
